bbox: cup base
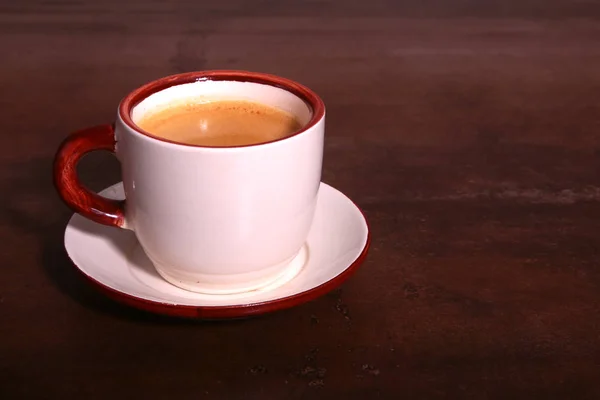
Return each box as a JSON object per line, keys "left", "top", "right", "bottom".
{"left": 152, "top": 245, "right": 307, "bottom": 295}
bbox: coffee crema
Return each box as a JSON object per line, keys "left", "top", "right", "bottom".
{"left": 135, "top": 99, "right": 302, "bottom": 147}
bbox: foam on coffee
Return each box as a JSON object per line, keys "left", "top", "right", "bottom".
{"left": 136, "top": 99, "right": 302, "bottom": 147}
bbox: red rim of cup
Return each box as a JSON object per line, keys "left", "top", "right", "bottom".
{"left": 118, "top": 70, "right": 326, "bottom": 149}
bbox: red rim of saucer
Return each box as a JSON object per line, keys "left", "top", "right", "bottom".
{"left": 70, "top": 216, "right": 370, "bottom": 319}
{"left": 118, "top": 70, "right": 326, "bottom": 149}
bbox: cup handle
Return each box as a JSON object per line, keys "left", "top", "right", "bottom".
{"left": 53, "top": 124, "right": 127, "bottom": 229}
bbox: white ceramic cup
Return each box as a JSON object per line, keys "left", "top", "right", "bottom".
{"left": 54, "top": 70, "right": 325, "bottom": 294}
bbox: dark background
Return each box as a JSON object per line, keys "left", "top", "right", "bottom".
{"left": 2, "top": 0, "right": 600, "bottom": 398}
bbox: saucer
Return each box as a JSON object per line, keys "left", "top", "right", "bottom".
{"left": 64, "top": 182, "right": 370, "bottom": 319}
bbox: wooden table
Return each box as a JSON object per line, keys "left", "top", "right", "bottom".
{"left": 3, "top": 1, "right": 600, "bottom": 398}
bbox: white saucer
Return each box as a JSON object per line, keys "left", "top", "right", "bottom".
{"left": 64, "top": 182, "right": 370, "bottom": 319}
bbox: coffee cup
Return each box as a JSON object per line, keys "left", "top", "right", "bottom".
{"left": 54, "top": 70, "right": 325, "bottom": 294}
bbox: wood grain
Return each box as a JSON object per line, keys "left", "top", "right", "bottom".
{"left": 2, "top": 1, "right": 600, "bottom": 398}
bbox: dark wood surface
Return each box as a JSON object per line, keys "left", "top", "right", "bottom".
{"left": 3, "top": 1, "right": 600, "bottom": 398}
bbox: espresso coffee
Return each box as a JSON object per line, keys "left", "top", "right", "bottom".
{"left": 136, "top": 99, "right": 302, "bottom": 146}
